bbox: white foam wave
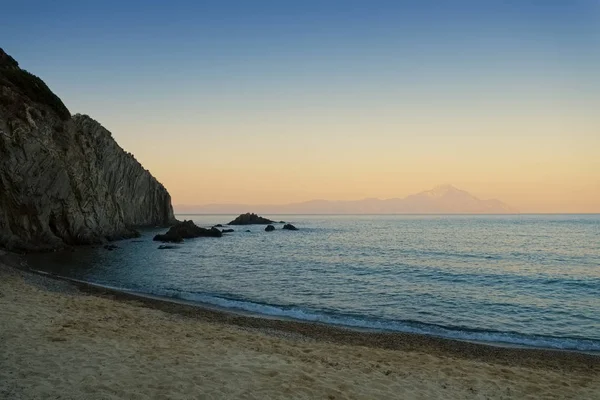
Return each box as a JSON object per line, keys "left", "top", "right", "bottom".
{"left": 156, "top": 288, "right": 600, "bottom": 352}
{"left": 38, "top": 273, "right": 599, "bottom": 353}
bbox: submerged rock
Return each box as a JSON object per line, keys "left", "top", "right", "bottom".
{"left": 153, "top": 220, "right": 222, "bottom": 243}
{"left": 103, "top": 244, "right": 120, "bottom": 251}
{"left": 228, "top": 213, "right": 274, "bottom": 225}
{"left": 282, "top": 224, "right": 298, "bottom": 231}
{"left": 158, "top": 245, "right": 178, "bottom": 250}
{"left": 265, "top": 225, "right": 275, "bottom": 232}
{"left": 153, "top": 234, "right": 183, "bottom": 243}
{"left": 105, "top": 230, "right": 141, "bottom": 241}
{"left": 221, "top": 229, "right": 234, "bottom": 233}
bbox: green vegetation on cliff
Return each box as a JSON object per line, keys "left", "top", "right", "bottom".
{"left": 0, "top": 48, "right": 70, "bottom": 120}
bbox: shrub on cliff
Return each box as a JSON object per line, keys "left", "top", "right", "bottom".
{"left": 0, "top": 61, "right": 70, "bottom": 120}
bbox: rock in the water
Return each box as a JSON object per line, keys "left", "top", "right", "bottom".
{"left": 153, "top": 220, "right": 222, "bottom": 243}
{"left": 158, "top": 245, "right": 178, "bottom": 250}
{"left": 213, "top": 224, "right": 223, "bottom": 227}
{"left": 221, "top": 229, "right": 234, "bottom": 233}
{"left": 245, "top": 230, "right": 251, "bottom": 232}
{"left": 103, "top": 244, "right": 120, "bottom": 251}
{"left": 0, "top": 48, "right": 176, "bottom": 252}
{"left": 265, "top": 225, "right": 275, "bottom": 232}
{"left": 153, "top": 233, "right": 183, "bottom": 243}
{"left": 228, "top": 213, "right": 274, "bottom": 225}
{"left": 282, "top": 223, "right": 298, "bottom": 231}
{"left": 279, "top": 221, "right": 286, "bottom": 223}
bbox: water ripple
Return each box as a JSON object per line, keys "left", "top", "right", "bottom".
{"left": 27, "top": 214, "right": 600, "bottom": 352}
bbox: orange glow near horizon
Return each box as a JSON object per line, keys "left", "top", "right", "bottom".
{"left": 110, "top": 105, "right": 600, "bottom": 213}
{"left": 9, "top": 0, "right": 599, "bottom": 214}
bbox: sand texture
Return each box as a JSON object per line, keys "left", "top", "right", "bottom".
{"left": 1, "top": 259, "right": 599, "bottom": 399}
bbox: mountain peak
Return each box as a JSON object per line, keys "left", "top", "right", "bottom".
{"left": 177, "top": 185, "right": 518, "bottom": 214}
{"left": 422, "top": 184, "right": 464, "bottom": 198}
{"left": 433, "top": 184, "right": 457, "bottom": 190}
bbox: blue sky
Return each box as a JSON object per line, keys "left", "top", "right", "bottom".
{"left": 4, "top": 1, "right": 598, "bottom": 108}
{"left": 2, "top": 1, "right": 599, "bottom": 211}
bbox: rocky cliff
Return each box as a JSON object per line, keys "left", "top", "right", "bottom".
{"left": 0, "top": 48, "right": 176, "bottom": 251}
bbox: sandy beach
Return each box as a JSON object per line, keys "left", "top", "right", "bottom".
{"left": 1, "top": 254, "right": 599, "bottom": 399}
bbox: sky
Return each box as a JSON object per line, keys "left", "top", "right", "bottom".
{"left": 2, "top": 0, "right": 599, "bottom": 212}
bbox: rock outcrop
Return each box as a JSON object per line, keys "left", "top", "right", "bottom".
{"left": 265, "top": 225, "right": 275, "bottom": 232}
{"left": 0, "top": 48, "right": 176, "bottom": 251}
{"left": 282, "top": 224, "right": 298, "bottom": 231}
{"left": 228, "top": 213, "right": 274, "bottom": 225}
{"left": 153, "top": 220, "right": 222, "bottom": 243}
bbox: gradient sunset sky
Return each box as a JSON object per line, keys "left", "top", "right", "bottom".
{"left": 3, "top": 1, "right": 599, "bottom": 212}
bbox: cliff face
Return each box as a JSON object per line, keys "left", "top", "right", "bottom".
{"left": 0, "top": 48, "right": 176, "bottom": 251}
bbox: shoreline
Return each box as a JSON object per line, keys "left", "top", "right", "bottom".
{"left": 2, "top": 254, "right": 600, "bottom": 399}
{"left": 23, "top": 264, "right": 600, "bottom": 372}
{"left": 30, "top": 268, "right": 600, "bottom": 358}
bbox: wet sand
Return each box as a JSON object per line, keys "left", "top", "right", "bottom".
{"left": 1, "top": 253, "right": 599, "bottom": 399}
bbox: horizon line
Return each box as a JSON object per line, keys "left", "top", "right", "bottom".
{"left": 173, "top": 213, "right": 600, "bottom": 216}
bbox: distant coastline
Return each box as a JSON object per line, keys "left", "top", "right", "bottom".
{"left": 175, "top": 185, "right": 518, "bottom": 215}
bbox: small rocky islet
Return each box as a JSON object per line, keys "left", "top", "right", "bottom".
{"left": 226, "top": 213, "right": 299, "bottom": 232}
{"left": 153, "top": 220, "right": 222, "bottom": 243}
{"left": 265, "top": 223, "right": 298, "bottom": 232}
{"left": 227, "top": 213, "right": 275, "bottom": 225}
{"left": 153, "top": 214, "right": 298, "bottom": 243}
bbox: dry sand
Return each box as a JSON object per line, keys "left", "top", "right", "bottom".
{"left": 1, "top": 255, "right": 599, "bottom": 399}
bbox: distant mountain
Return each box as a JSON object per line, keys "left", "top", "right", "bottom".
{"left": 175, "top": 185, "right": 518, "bottom": 214}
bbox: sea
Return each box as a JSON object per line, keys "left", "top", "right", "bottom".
{"left": 27, "top": 214, "right": 600, "bottom": 352}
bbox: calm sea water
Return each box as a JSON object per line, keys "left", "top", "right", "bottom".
{"left": 28, "top": 214, "right": 600, "bottom": 352}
